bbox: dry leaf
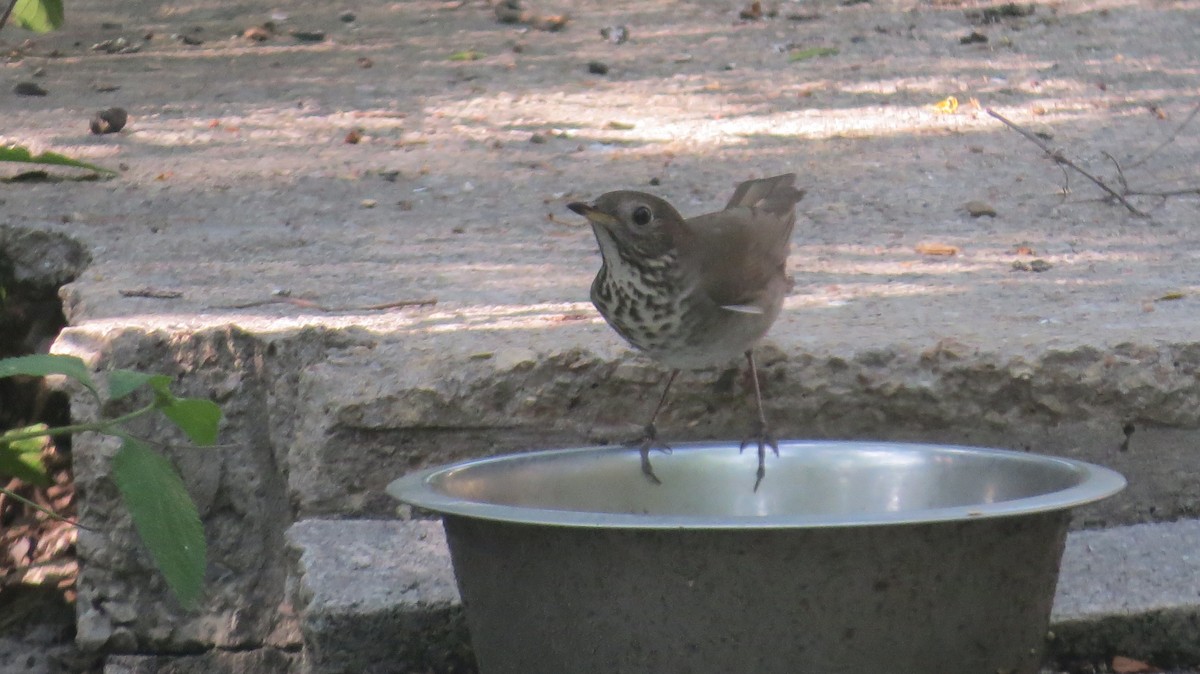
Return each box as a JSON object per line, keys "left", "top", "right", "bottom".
{"left": 1013, "top": 245, "right": 1035, "bottom": 255}
{"left": 1157, "top": 291, "right": 1186, "bottom": 302}
{"left": 739, "top": 1, "right": 764, "bottom": 20}
{"left": 1112, "top": 655, "right": 1160, "bottom": 673}
{"left": 789, "top": 46, "right": 838, "bottom": 61}
{"left": 535, "top": 14, "right": 569, "bottom": 31}
{"left": 449, "top": 49, "right": 484, "bottom": 61}
{"left": 932, "top": 96, "right": 959, "bottom": 114}
{"left": 964, "top": 200, "right": 996, "bottom": 217}
{"left": 243, "top": 25, "right": 272, "bottom": 41}
{"left": 915, "top": 242, "right": 959, "bottom": 256}
{"left": 345, "top": 129, "right": 364, "bottom": 144}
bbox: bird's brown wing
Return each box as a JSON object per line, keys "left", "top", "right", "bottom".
{"left": 678, "top": 174, "right": 804, "bottom": 309}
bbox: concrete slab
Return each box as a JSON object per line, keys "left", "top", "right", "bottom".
{"left": 1052, "top": 518, "right": 1200, "bottom": 666}
{"left": 4, "top": 0, "right": 1198, "bottom": 657}
{"left": 286, "top": 519, "right": 473, "bottom": 674}
{"left": 286, "top": 517, "right": 1200, "bottom": 673}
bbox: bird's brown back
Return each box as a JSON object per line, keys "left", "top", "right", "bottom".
{"left": 675, "top": 173, "right": 804, "bottom": 311}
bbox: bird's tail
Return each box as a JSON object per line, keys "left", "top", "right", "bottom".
{"left": 724, "top": 173, "right": 806, "bottom": 216}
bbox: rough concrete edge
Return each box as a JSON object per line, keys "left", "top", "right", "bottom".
{"left": 103, "top": 648, "right": 302, "bottom": 674}
{"left": 1049, "top": 608, "right": 1200, "bottom": 668}
{"left": 53, "top": 324, "right": 354, "bottom": 654}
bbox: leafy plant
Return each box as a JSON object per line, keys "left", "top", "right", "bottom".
{"left": 0, "top": 145, "right": 117, "bottom": 177}
{"left": 3, "top": 1, "right": 119, "bottom": 179}
{"left": 3, "top": 0, "right": 64, "bottom": 33}
{"left": 0, "top": 354, "right": 220, "bottom": 609}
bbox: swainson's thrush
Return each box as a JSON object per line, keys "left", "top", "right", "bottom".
{"left": 568, "top": 174, "right": 803, "bottom": 490}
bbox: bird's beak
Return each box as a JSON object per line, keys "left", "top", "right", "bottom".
{"left": 567, "top": 202, "right": 619, "bottom": 228}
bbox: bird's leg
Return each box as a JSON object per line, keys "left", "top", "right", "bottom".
{"left": 739, "top": 350, "right": 778, "bottom": 491}
{"left": 631, "top": 369, "right": 678, "bottom": 485}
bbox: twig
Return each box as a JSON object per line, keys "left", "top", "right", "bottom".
{"left": 0, "top": 0, "right": 18, "bottom": 32}
{"left": 1128, "top": 100, "right": 1200, "bottom": 169}
{"left": 358, "top": 298, "right": 440, "bottom": 311}
{"left": 1101, "top": 151, "right": 1129, "bottom": 193}
{"left": 217, "top": 295, "right": 437, "bottom": 312}
{"left": 986, "top": 108, "right": 1149, "bottom": 218}
{"left": 119, "top": 287, "right": 184, "bottom": 299}
{"left": 1125, "top": 187, "right": 1200, "bottom": 198}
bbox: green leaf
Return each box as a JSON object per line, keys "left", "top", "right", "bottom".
{"left": 112, "top": 438, "right": 206, "bottom": 609}
{"left": 0, "top": 354, "right": 97, "bottom": 395}
{"left": 0, "top": 424, "right": 51, "bottom": 485}
{"left": 789, "top": 46, "right": 839, "bottom": 61}
{"left": 0, "top": 144, "right": 116, "bottom": 176}
{"left": 161, "top": 398, "right": 221, "bottom": 446}
{"left": 12, "top": 0, "right": 64, "bottom": 33}
{"left": 108, "top": 370, "right": 172, "bottom": 401}
{"left": 448, "top": 49, "right": 483, "bottom": 61}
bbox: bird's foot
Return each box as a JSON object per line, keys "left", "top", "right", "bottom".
{"left": 740, "top": 420, "right": 779, "bottom": 492}
{"left": 626, "top": 423, "right": 670, "bottom": 485}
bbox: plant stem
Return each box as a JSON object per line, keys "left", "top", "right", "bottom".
{"left": 0, "top": 486, "right": 96, "bottom": 531}
{"left": 1, "top": 404, "right": 157, "bottom": 443}
{"left": 0, "top": 0, "right": 18, "bottom": 32}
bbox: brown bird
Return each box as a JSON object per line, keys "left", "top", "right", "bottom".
{"left": 568, "top": 174, "right": 803, "bottom": 490}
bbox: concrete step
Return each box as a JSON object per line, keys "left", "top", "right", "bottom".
{"left": 286, "top": 517, "right": 1200, "bottom": 674}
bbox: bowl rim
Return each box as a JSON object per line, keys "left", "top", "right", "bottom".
{"left": 386, "top": 441, "right": 1127, "bottom": 529}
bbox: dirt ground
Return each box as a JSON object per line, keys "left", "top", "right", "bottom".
{"left": 2, "top": 0, "right": 1199, "bottom": 670}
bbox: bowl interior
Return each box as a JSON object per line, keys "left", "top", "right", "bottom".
{"left": 389, "top": 441, "right": 1126, "bottom": 528}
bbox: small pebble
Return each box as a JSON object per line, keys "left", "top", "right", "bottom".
{"left": 964, "top": 200, "right": 997, "bottom": 217}
{"left": 361, "top": 199, "right": 378, "bottom": 208}
{"left": 339, "top": 11, "right": 356, "bottom": 22}
{"left": 599, "top": 25, "right": 629, "bottom": 44}
{"left": 1011, "top": 259, "right": 1052, "bottom": 272}
{"left": 587, "top": 61, "right": 609, "bottom": 75}
{"left": 290, "top": 29, "right": 326, "bottom": 42}
{"left": 90, "top": 107, "right": 128, "bottom": 134}
{"left": 13, "top": 82, "right": 47, "bottom": 96}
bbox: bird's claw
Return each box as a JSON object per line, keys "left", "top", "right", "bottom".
{"left": 740, "top": 420, "right": 778, "bottom": 492}
{"left": 629, "top": 423, "right": 670, "bottom": 485}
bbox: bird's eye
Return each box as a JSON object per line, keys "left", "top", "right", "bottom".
{"left": 632, "top": 206, "right": 652, "bottom": 226}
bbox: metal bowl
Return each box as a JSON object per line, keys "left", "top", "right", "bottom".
{"left": 388, "top": 441, "right": 1125, "bottom": 674}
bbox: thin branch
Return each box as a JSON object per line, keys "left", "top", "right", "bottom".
{"left": 1128, "top": 100, "right": 1200, "bottom": 169}
{"left": 1101, "top": 151, "right": 1129, "bottom": 193}
{"left": 986, "top": 108, "right": 1149, "bottom": 217}
{"left": 1125, "top": 187, "right": 1200, "bottom": 198}
{"left": 216, "top": 295, "right": 437, "bottom": 312}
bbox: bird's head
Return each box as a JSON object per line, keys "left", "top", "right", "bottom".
{"left": 568, "top": 191, "right": 683, "bottom": 262}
